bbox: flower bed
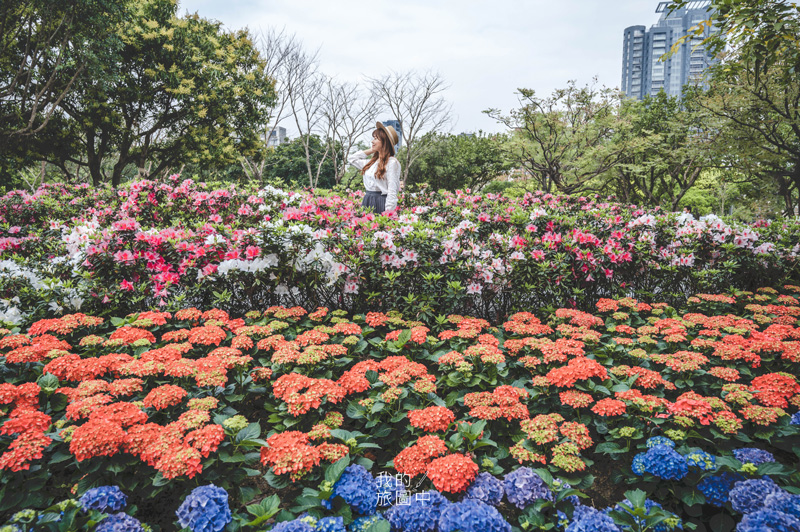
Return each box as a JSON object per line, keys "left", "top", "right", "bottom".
{"left": 1, "top": 287, "right": 799, "bottom": 530}
{"left": 1, "top": 178, "right": 799, "bottom": 324}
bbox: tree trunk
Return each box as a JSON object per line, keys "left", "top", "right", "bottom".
{"left": 86, "top": 131, "right": 103, "bottom": 187}
{"left": 111, "top": 141, "right": 134, "bottom": 188}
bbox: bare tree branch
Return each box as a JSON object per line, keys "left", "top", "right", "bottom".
{"left": 322, "top": 79, "right": 384, "bottom": 183}
{"left": 368, "top": 71, "right": 453, "bottom": 184}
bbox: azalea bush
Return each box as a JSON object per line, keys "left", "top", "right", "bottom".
{"left": 1, "top": 178, "right": 799, "bottom": 325}
{"left": 1, "top": 286, "right": 799, "bottom": 530}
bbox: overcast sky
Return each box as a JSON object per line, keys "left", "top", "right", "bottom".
{"left": 180, "top": 0, "right": 664, "bottom": 135}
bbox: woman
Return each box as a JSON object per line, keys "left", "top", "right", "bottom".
{"left": 347, "top": 122, "right": 401, "bottom": 214}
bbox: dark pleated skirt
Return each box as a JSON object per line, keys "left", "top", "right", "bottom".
{"left": 362, "top": 190, "right": 387, "bottom": 213}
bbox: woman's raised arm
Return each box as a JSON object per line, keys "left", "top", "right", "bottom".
{"left": 346, "top": 150, "right": 369, "bottom": 171}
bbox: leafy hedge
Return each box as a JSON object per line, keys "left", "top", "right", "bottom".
{"left": 1, "top": 288, "right": 799, "bottom": 530}
{"left": 1, "top": 178, "right": 799, "bottom": 324}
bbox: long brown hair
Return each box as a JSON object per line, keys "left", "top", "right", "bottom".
{"left": 362, "top": 128, "right": 395, "bottom": 180}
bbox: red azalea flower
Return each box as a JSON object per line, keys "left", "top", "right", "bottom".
{"left": 426, "top": 453, "right": 479, "bottom": 494}
{"left": 155, "top": 446, "right": 203, "bottom": 479}
{"left": 408, "top": 406, "right": 455, "bottom": 432}
{"left": 89, "top": 402, "right": 148, "bottom": 427}
{"left": 591, "top": 398, "right": 627, "bottom": 417}
{"left": 187, "top": 325, "right": 227, "bottom": 346}
{"left": 109, "top": 326, "right": 156, "bottom": 345}
{"left": 70, "top": 419, "right": 126, "bottom": 461}
{"left": 185, "top": 424, "right": 225, "bottom": 457}
{"left": 260, "top": 431, "right": 322, "bottom": 479}
{"left": 0, "top": 432, "right": 52, "bottom": 472}
{"left": 143, "top": 384, "right": 188, "bottom": 411}
{"left": 394, "top": 435, "right": 447, "bottom": 478}
{"left": 546, "top": 357, "right": 608, "bottom": 388}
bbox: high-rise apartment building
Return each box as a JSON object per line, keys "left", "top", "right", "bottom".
{"left": 621, "top": 0, "right": 718, "bottom": 100}
{"left": 381, "top": 119, "right": 403, "bottom": 151}
{"left": 267, "top": 127, "right": 287, "bottom": 147}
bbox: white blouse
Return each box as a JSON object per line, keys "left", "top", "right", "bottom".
{"left": 347, "top": 150, "right": 401, "bottom": 212}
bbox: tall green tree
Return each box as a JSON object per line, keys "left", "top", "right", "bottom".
{"left": 0, "top": 0, "right": 124, "bottom": 184}
{"left": 485, "top": 81, "right": 628, "bottom": 194}
{"left": 404, "top": 132, "right": 512, "bottom": 191}
{"left": 53, "top": 0, "right": 276, "bottom": 187}
{"left": 701, "top": 61, "right": 800, "bottom": 215}
{"left": 669, "top": 0, "right": 799, "bottom": 76}
{"left": 261, "top": 135, "right": 336, "bottom": 189}
{"left": 670, "top": 0, "right": 800, "bottom": 214}
{"left": 605, "top": 89, "right": 722, "bottom": 210}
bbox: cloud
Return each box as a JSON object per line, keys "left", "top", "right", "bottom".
{"left": 180, "top": 0, "right": 662, "bottom": 134}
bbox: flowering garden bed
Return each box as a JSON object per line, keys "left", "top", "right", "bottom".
{"left": 1, "top": 287, "right": 799, "bottom": 531}
{"left": 1, "top": 178, "right": 799, "bottom": 326}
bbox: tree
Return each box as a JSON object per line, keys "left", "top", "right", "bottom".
{"left": 242, "top": 28, "right": 319, "bottom": 183}
{"left": 485, "top": 80, "right": 628, "bottom": 194}
{"left": 0, "top": 0, "right": 124, "bottom": 183}
{"left": 605, "top": 89, "right": 723, "bottom": 210}
{"left": 322, "top": 79, "right": 383, "bottom": 184}
{"left": 52, "top": 0, "right": 275, "bottom": 187}
{"left": 287, "top": 68, "right": 333, "bottom": 189}
{"left": 261, "top": 135, "right": 336, "bottom": 189}
{"left": 669, "top": 0, "right": 800, "bottom": 76}
{"left": 369, "top": 71, "right": 453, "bottom": 184}
{"left": 404, "top": 132, "right": 512, "bottom": 191}
{"left": 700, "top": 61, "right": 800, "bottom": 215}
{"left": 669, "top": 0, "right": 800, "bottom": 215}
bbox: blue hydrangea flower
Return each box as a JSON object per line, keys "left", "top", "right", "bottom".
{"left": 765, "top": 491, "right": 800, "bottom": 519}
{"left": 270, "top": 520, "right": 315, "bottom": 532}
{"left": 643, "top": 445, "right": 688, "bottom": 481}
{"left": 733, "top": 448, "right": 776, "bottom": 466}
{"left": 685, "top": 450, "right": 716, "bottom": 471}
{"left": 632, "top": 453, "right": 647, "bottom": 476}
{"left": 438, "top": 499, "right": 512, "bottom": 532}
{"left": 503, "top": 467, "right": 552, "bottom": 509}
{"left": 557, "top": 510, "right": 569, "bottom": 529}
{"left": 347, "top": 514, "right": 384, "bottom": 532}
{"left": 375, "top": 473, "right": 406, "bottom": 508}
{"left": 737, "top": 509, "right": 800, "bottom": 532}
{"left": 465, "top": 472, "right": 504, "bottom": 507}
{"left": 176, "top": 484, "right": 232, "bottom": 532}
{"left": 79, "top": 486, "right": 128, "bottom": 513}
{"left": 646, "top": 436, "right": 675, "bottom": 449}
{"left": 791, "top": 411, "right": 800, "bottom": 425}
{"left": 698, "top": 472, "right": 744, "bottom": 507}
{"left": 609, "top": 499, "right": 682, "bottom": 532}
{"left": 385, "top": 490, "right": 450, "bottom": 532}
{"left": 567, "top": 505, "right": 621, "bottom": 532}
{"left": 95, "top": 512, "right": 145, "bottom": 532}
{"left": 316, "top": 516, "right": 345, "bottom": 532}
{"left": 729, "top": 478, "right": 782, "bottom": 514}
{"left": 323, "top": 464, "right": 377, "bottom": 516}
{"left": 552, "top": 479, "right": 581, "bottom": 508}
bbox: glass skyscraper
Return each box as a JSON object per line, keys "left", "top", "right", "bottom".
{"left": 382, "top": 119, "right": 403, "bottom": 152}
{"left": 621, "top": 0, "right": 718, "bottom": 100}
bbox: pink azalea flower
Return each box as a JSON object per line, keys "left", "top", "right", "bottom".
{"left": 344, "top": 281, "right": 359, "bottom": 294}
{"left": 402, "top": 250, "right": 418, "bottom": 263}
{"left": 245, "top": 245, "right": 261, "bottom": 260}
{"left": 113, "top": 250, "right": 135, "bottom": 264}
